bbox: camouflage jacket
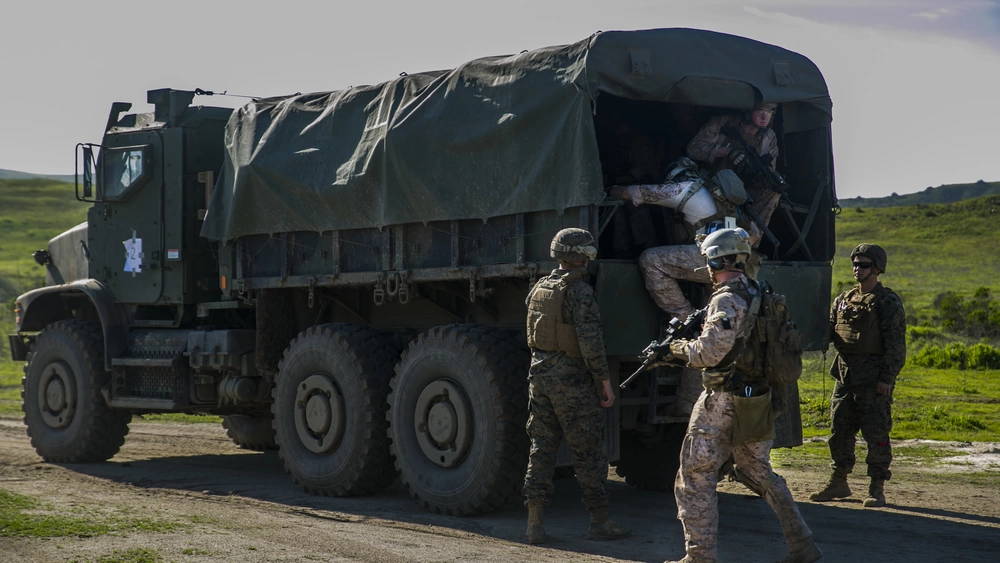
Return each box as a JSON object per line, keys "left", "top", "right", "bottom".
{"left": 526, "top": 268, "right": 611, "bottom": 384}
{"left": 685, "top": 115, "right": 782, "bottom": 247}
{"left": 675, "top": 274, "right": 754, "bottom": 370}
{"left": 829, "top": 282, "right": 907, "bottom": 387}
{"left": 686, "top": 114, "right": 779, "bottom": 172}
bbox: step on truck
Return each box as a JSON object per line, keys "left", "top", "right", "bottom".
{"left": 10, "top": 28, "right": 837, "bottom": 515}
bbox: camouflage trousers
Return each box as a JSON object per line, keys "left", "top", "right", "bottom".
{"left": 675, "top": 390, "right": 812, "bottom": 561}
{"left": 638, "top": 244, "right": 711, "bottom": 318}
{"left": 673, "top": 367, "right": 704, "bottom": 417}
{"left": 829, "top": 382, "right": 893, "bottom": 480}
{"left": 523, "top": 373, "right": 608, "bottom": 511}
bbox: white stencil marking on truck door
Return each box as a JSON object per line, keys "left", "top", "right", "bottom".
{"left": 123, "top": 230, "right": 143, "bottom": 275}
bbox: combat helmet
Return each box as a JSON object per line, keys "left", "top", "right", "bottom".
{"left": 699, "top": 227, "right": 751, "bottom": 270}
{"left": 850, "top": 243, "right": 887, "bottom": 273}
{"left": 550, "top": 228, "right": 597, "bottom": 263}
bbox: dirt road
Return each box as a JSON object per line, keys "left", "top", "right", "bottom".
{"left": 1, "top": 418, "right": 997, "bottom": 562}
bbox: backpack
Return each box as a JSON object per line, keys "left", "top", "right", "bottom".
{"left": 752, "top": 282, "right": 803, "bottom": 385}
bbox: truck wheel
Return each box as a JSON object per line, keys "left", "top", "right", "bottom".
{"left": 615, "top": 424, "right": 686, "bottom": 491}
{"left": 388, "top": 325, "right": 529, "bottom": 515}
{"left": 222, "top": 414, "right": 277, "bottom": 451}
{"left": 272, "top": 324, "right": 399, "bottom": 495}
{"left": 22, "top": 320, "right": 131, "bottom": 462}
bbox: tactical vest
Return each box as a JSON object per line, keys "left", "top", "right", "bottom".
{"left": 833, "top": 287, "right": 884, "bottom": 355}
{"left": 703, "top": 279, "right": 766, "bottom": 388}
{"left": 525, "top": 272, "right": 583, "bottom": 357}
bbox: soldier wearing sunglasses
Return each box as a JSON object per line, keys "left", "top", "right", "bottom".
{"left": 810, "top": 243, "right": 906, "bottom": 508}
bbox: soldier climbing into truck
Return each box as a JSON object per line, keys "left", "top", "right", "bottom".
{"left": 606, "top": 98, "right": 789, "bottom": 416}
{"left": 10, "top": 27, "right": 838, "bottom": 516}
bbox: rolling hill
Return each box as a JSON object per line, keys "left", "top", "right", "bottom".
{"left": 0, "top": 169, "right": 75, "bottom": 184}
{"left": 838, "top": 179, "right": 1000, "bottom": 208}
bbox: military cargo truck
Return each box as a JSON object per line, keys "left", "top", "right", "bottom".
{"left": 10, "top": 28, "right": 836, "bottom": 514}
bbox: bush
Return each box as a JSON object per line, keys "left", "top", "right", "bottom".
{"left": 912, "top": 342, "right": 1000, "bottom": 370}
{"left": 967, "top": 343, "right": 1000, "bottom": 369}
{"left": 932, "top": 288, "right": 1000, "bottom": 339}
{"left": 907, "top": 326, "right": 942, "bottom": 341}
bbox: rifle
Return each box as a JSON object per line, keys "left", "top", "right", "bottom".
{"left": 720, "top": 125, "right": 788, "bottom": 194}
{"left": 619, "top": 308, "right": 706, "bottom": 390}
{"left": 718, "top": 125, "right": 788, "bottom": 251}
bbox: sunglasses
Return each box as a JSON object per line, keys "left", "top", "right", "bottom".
{"left": 852, "top": 261, "right": 874, "bottom": 269}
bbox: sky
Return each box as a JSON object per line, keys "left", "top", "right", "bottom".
{"left": 1, "top": 0, "right": 998, "bottom": 199}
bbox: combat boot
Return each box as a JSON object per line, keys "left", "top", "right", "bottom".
{"left": 778, "top": 535, "right": 823, "bottom": 563}
{"left": 863, "top": 479, "right": 886, "bottom": 507}
{"left": 587, "top": 508, "right": 631, "bottom": 540}
{"left": 808, "top": 470, "right": 851, "bottom": 501}
{"left": 525, "top": 500, "right": 547, "bottom": 544}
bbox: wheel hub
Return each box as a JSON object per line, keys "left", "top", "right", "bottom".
{"left": 414, "top": 379, "right": 472, "bottom": 468}
{"left": 37, "top": 361, "right": 76, "bottom": 429}
{"left": 295, "top": 374, "right": 344, "bottom": 454}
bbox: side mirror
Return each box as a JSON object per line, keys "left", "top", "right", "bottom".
{"left": 76, "top": 143, "right": 98, "bottom": 201}
{"left": 82, "top": 146, "right": 94, "bottom": 198}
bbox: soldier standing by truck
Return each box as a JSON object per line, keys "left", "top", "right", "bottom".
{"left": 521, "top": 228, "right": 630, "bottom": 544}
{"left": 664, "top": 228, "right": 821, "bottom": 563}
{"left": 810, "top": 244, "right": 906, "bottom": 508}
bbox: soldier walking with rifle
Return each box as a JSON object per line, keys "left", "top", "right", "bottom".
{"left": 661, "top": 228, "right": 821, "bottom": 563}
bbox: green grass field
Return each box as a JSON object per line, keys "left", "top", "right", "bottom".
{"left": 798, "top": 353, "right": 1000, "bottom": 442}
{"left": 0, "top": 179, "right": 88, "bottom": 302}
{"left": 0, "top": 179, "right": 997, "bottom": 444}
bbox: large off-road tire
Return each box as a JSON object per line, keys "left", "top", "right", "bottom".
{"left": 272, "top": 323, "right": 399, "bottom": 496}
{"left": 22, "top": 320, "right": 131, "bottom": 462}
{"left": 387, "top": 325, "right": 529, "bottom": 515}
{"left": 614, "top": 423, "right": 686, "bottom": 491}
{"left": 222, "top": 413, "right": 277, "bottom": 451}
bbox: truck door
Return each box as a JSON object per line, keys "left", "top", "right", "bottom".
{"left": 88, "top": 131, "right": 164, "bottom": 304}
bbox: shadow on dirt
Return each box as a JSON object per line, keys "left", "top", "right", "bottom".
{"left": 59, "top": 451, "right": 1000, "bottom": 562}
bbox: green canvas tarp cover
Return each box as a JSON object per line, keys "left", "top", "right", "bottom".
{"left": 202, "top": 28, "right": 831, "bottom": 241}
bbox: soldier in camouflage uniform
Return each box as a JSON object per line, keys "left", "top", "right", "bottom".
{"left": 665, "top": 228, "right": 821, "bottom": 563}
{"left": 522, "top": 228, "right": 630, "bottom": 544}
{"left": 810, "top": 243, "right": 906, "bottom": 508}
